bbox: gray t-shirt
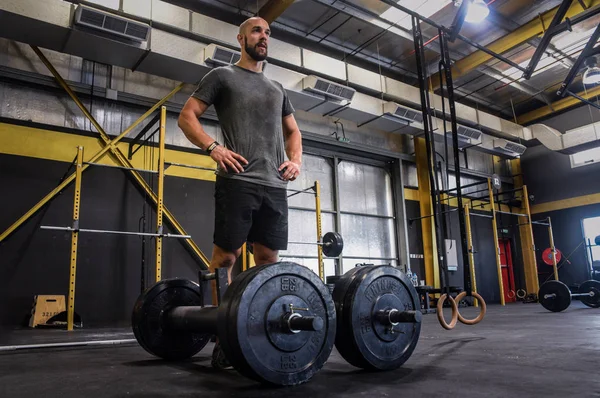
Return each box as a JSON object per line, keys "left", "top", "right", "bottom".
{"left": 192, "top": 65, "right": 295, "bottom": 189}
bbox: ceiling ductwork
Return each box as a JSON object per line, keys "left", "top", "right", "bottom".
{"left": 493, "top": 139, "right": 528, "bottom": 158}
{"left": 529, "top": 123, "right": 600, "bottom": 155}
{"left": 2, "top": 0, "right": 596, "bottom": 158}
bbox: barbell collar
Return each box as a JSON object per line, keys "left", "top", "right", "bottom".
{"left": 284, "top": 313, "right": 324, "bottom": 333}
{"left": 377, "top": 309, "right": 422, "bottom": 325}
{"left": 165, "top": 306, "right": 219, "bottom": 334}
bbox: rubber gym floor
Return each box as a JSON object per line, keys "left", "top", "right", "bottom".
{"left": 1, "top": 302, "right": 599, "bottom": 398}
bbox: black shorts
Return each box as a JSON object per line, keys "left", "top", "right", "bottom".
{"left": 213, "top": 176, "right": 288, "bottom": 252}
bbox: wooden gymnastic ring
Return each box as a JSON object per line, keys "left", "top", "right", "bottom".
{"left": 436, "top": 293, "right": 458, "bottom": 330}
{"left": 507, "top": 290, "right": 516, "bottom": 299}
{"left": 455, "top": 292, "right": 487, "bottom": 325}
{"left": 516, "top": 289, "right": 527, "bottom": 299}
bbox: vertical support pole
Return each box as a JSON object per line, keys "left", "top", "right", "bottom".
{"left": 68, "top": 146, "right": 84, "bottom": 331}
{"left": 547, "top": 217, "right": 559, "bottom": 281}
{"left": 392, "top": 160, "right": 411, "bottom": 273}
{"left": 332, "top": 156, "right": 343, "bottom": 275}
{"left": 315, "top": 180, "right": 324, "bottom": 280}
{"left": 415, "top": 137, "right": 439, "bottom": 288}
{"left": 155, "top": 106, "right": 166, "bottom": 282}
{"left": 489, "top": 178, "right": 506, "bottom": 306}
{"left": 464, "top": 205, "right": 479, "bottom": 307}
{"left": 511, "top": 159, "right": 538, "bottom": 294}
{"left": 522, "top": 185, "right": 540, "bottom": 290}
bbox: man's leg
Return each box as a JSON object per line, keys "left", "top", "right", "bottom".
{"left": 252, "top": 242, "right": 279, "bottom": 266}
{"left": 209, "top": 244, "right": 242, "bottom": 304}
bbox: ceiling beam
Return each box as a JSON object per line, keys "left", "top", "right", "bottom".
{"left": 517, "top": 85, "right": 600, "bottom": 124}
{"left": 258, "top": 0, "right": 296, "bottom": 23}
{"left": 430, "top": 0, "right": 600, "bottom": 89}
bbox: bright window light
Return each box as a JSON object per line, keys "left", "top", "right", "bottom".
{"left": 465, "top": 0, "right": 489, "bottom": 24}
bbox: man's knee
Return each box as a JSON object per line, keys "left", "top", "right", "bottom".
{"left": 211, "top": 246, "right": 241, "bottom": 269}
{"left": 253, "top": 243, "right": 278, "bottom": 265}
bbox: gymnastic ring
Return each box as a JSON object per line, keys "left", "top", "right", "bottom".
{"left": 454, "top": 292, "right": 487, "bottom": 325}
{"left": 516, "top": 289, "right": 527, "bottom": 299}
{"left": 507, "top": 290, "right": 516, "bottom": 299}
{"left": 436, "top": 293, "right": 459, "bottom": 330}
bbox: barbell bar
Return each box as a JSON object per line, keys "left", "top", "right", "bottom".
{"left": 287, "top": 231, "right": 344, "bottom": 257}
{"left": 538, "top": 280, "right": 600, "bottom": 312}
{"left": 40, "top": 225, "right": 191, "bottom": 239}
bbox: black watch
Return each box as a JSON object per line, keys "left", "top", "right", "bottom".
{"left": 206, "top": 141, "right": 220, "bottom": 154}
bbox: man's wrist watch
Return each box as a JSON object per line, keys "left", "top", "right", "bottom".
{"left": 206, "top": 141, "right": 220, "bottom": 154}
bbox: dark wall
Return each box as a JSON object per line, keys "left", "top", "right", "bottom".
{"left": 522, "top": 145, "right": 600, "bottom": 204}
{"left": 0, "top": 154, "right": 215, "bottom": 329}
{"left": 522, "top": 144, "right": 600, "bottom": 285}
{"left": 406, "top": 200, "right": 425, "bottom": 281}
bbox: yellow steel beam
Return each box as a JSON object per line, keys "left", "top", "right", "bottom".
{"left": 0, "top": 87, "right": 183, "bottom": 243}
{"left": 548, "top": 217, "right": 559, "bottom": 281}
{"left": 67, "top": 146, "right": 83, "bottom": 331}
{"left": 155, "top": 106, "right": 167, "bottom": 282}
{"left": 29, "top": 46, "right": 211, "bottom": 270}
{"left": 464, "top": 205, "right": 479, "bottom": 307}
{"left": 315, "top": 180, "right": 324, "bottom": 281}
{"left": 414, "top": 137, "right": 439, "bottom": 288}
{"left": 517, "top": 85, "right": 600, "bottom": 124}
{"left": 488, "top": 178, "right": 505, "bottom": 306}
{"left": 431, "top": 0, "right": 600, "bottom": 89}
{"left": 258, "top": 0, "right": 295, "bottom": 23}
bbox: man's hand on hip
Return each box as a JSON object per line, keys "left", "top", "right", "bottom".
{"left": 210, "top": 146, "right": 248, "bottom": 173}
{"left": 279, "top": 160, "right": 301, "bottom": 181}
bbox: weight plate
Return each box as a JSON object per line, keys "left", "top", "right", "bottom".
{"left": 131, "top": 279, "right": 211, "bottom": 360}
{"left": 218, "top": 262, "right": 336, "bottom": 386}
{"left": 542, "top": 247, "right": 562, "bottom": 266}
{"left": 578, "top": 280, "right": 600, "bottom": 308}
{"left": 322, "top": 232, "right": 344, "bottom": 257}
{"left": 538, "top": 280, "right": 571, "bottom": 312}
{"left": 595, "top": 235, "right": 600, "bottom": 246}
{"left": 334, "top": 265, "right": 421, "bottom": 370}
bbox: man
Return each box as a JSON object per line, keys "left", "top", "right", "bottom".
{"left": 177, "top": 16, "right": 302, "bottom": 368}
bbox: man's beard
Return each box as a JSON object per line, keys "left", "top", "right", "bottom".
{"left": 244, "top": 36, "right": 268, "bottom": 61}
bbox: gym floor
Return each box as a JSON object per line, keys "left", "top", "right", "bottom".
{"left": 1, "top": 303, "right": 599, "bottom": 398}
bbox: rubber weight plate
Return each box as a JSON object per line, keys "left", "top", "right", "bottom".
{"left": 218, "top": 262, "right": 336, "bottom": 386}
{"left": 538, "top": 280, "right": 571, "bottom": 312}
{"left": 334, "top": 265, "right": 421, "bottom": 370}
{"left": 579, "top": 280, "right": 600, "bottom": 308}
{"left": 132, "top": 279, "right": 211, "bottom": 360}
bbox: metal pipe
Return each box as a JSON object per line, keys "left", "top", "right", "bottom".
{"left": 495, "top": 210, "right": 529, "bottom": 217}
{"left": 0, "top": 339, "right": 136, "bottom": 352}
{"left": 83, "top": 162, "right": 157, "bottom": 174}
{"left": 40, "top": 226, "right": 191, "bottom": 239}
{"left": 440, "top": 180, "right": 488, "bottom": 194}
{"left": 470, "top": 213, "right": 494, "bottom": 219}
{"left": 380, "top": 0, "right": 526, "bottom": 71}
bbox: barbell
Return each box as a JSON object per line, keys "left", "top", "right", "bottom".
{"left": 132, "top": 262, "right": 336, "bottom": 386}
{"left": 288, "top": 231, "right": 344, "bottom": 257}
{"left": 538, "top": 280, "right": 600, "bottom": 312}
{"left": 131, "top": 262, "right": 421, "bottom": 385}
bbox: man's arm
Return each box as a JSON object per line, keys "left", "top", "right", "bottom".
{"left": 178, "top": 97, "right": 247, "bottom": 173}
{"left": 278, "top": 114, "right": 302, "bottom": 181}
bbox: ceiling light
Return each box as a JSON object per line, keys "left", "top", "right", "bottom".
{"left": 583, "top": 57, "right": 600, "bottom": 86}
{"left": 465, "top": 0, "right": 489, "bottom": 24}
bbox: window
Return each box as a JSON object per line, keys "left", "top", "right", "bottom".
{"left": 582, "top": 216, "right": 600, "bottom": 271}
